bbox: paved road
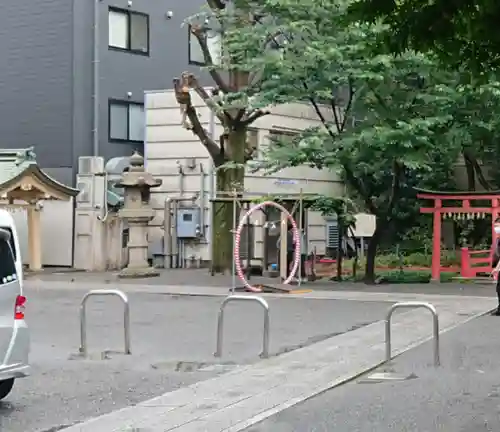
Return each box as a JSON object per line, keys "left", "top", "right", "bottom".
{"left": 244, "top": 313, "right": 500, "bottom": 432}
{"left": 27, "top": 268, "right": 498, "bottom": 297}
{"left": 0, "top": 285, "right": 395, "bottom": 432}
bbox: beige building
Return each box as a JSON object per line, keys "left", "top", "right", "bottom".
{"left": 145, "top": 90, "right": 375, "bottom": 269}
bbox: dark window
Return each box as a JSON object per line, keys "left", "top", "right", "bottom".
{"left": 108, "top": 100, "right": 144, "bottom": 143}
{"left": 0, "top": 235, "right": 17, "bottom": 284}
{"left": 0, "top": 227, "right": 16, "bottom": 260}
{"left": 108, "top": 7, "right": 149, "bottom": 55}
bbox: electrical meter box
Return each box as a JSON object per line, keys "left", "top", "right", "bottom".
{"left": 176, "top": 207, "right": 201, "bottom": 238}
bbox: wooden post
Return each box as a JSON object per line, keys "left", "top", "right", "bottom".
{"left": 27, "top": 205, "right": 42, "bottom": 271}
{"left": 431, "top": 199, "right": 441, "bottom": 282}
{"left": 492, "top": 198, "right": 499, "bottom": 250}
{"left": 279, "top": 211, "right": 287, "bottom": 281}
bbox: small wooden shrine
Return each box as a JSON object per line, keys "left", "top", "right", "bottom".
{"left": 0, "top": 148, "right": 79, "bottom": 271}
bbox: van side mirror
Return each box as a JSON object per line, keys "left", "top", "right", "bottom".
{"left": 0, "top": 228, "right": 10, "bottom": 242}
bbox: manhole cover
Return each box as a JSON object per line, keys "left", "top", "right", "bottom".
{"left": 358, "top": 372, "right": 418, "bottom": 384}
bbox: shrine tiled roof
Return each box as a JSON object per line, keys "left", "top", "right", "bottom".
{"left": 0, "top": 147, "right": 79, "bottom": 198}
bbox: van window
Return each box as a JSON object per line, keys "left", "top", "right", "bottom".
{"left": 0, "top": 238, "right": 17, "bottom": 284}
{"left": 0, "top": 227, "right": 15, "bottom": 260}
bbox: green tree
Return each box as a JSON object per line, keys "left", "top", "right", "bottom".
{"left": 443, "top": 79, "right": 500, "bottom": 190}
{"left": 348, "top": 0, "right": 500, "bottom": 74}
{"left": 226, "top": 0, "right": 461, "bottom": 282}
{"left": 173, "top": 0, "right": 270, "bottom": 273}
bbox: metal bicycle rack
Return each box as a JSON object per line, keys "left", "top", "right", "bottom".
{"left": 215, "top": 295, "right": 270, "bottom": 359}
{"left": 385, "top": 302, "right": 440, "bottom": 367}
{"left": 79, "top": 289, "right": 131, "bottom": 357}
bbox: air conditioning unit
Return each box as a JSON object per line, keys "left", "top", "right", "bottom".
{"left": 78, "top": 156, "right": 104, "bottom": 175}
{"left": 326, "top": 221, "right": 339, "bottom": 249}
{"left": 105, "top": 156, "right": 131, "bottom": 174}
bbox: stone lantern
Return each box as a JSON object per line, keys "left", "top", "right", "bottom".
{"left": 116, "top": 151, "right": 162, "bottom": 278}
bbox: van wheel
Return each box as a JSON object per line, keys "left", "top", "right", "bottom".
{"left": 0, "top": 379, "right": 14, "bottom": 400}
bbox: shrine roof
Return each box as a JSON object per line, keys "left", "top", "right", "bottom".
{"left": 415, "top": 187, "right": 500, "bottom": 198}
{"left": 0, "top": 148, "right": 79, "bottom": 198}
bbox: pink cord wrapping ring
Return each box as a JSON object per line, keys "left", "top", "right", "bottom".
{"left": 234, "top": 201, "right": 300, "bottom": 292}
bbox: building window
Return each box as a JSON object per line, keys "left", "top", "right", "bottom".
{"left": 247, "top": 128, "right": 259, "bottom": 158}
{"left": 268, "top": 129, "right": 297, "bottom": 147}
{"left": 108, "top": 100, "right": 144, "bottom": 143}
{"left": 108, "top": 8, "right": 149, "bottom": 55}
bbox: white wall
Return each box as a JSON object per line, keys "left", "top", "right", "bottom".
{"left": 3, "top": 200, "right": 74, "bottom": 267}
{"left": 145, "top": 89, "right": 375, "bottom": 262}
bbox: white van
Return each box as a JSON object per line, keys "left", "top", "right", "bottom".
{"left": 0, "top": 210, "right": 30, "bottom": 400}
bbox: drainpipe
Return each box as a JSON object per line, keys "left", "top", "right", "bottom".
{"left": 163, "top": 198, "right": 172, "bottom": 268}
{"left": 171, "top": 199, "right": 179, "bottom": 268}
{"left": 92, "top": 0, "right": 100, "bottom": 156}
{"left": 199, "top": 163, "right": 205, "bottom": 237}
{"left": 207, "top": 109, "right": 216, "bottom": 261}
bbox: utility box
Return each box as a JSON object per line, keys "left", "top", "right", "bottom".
{"left": 176, "top": 207, "right": 201, "bottom": 238}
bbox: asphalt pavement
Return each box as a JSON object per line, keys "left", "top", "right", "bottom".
{"left": 244, "top": 312, "right": 500, "bottom": 432}
{"left": 0, "top": 285, "right": 396, "bottom": 432}
{"left": 26, "top": 268, "right": 498, "bottom": 297}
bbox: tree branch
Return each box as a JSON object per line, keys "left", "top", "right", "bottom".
{"left": 190, "top": 25, "right": 230, "bottom": 93}
{"left": 241, "top": 109, "right": 270, "bottom": 126}
{"left": 463, "top": 149, "right": 491, "bottom": 190}
{"left": 383, "top": 160, "right": 403, "bottom": 220}
{"left": 330, "top": 98, "right": 342, "bottom": 134}
{"left": 184, "top": 72, "right": 232, "bottom": 125}
{"left": 186, "top": 106, "right": 225, "bottom": 165}
{"left": 173, "top": 77, "right": 224, "bottom": 165}
{"left": 340, "top": 78, "right": 354, "bottom": 131}
{"left": 307, "top": 90, "right": 377, "bottom": 213}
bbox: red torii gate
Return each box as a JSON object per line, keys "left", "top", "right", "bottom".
{"left": 416, "top": 188, "right": 500, "bottom": 281}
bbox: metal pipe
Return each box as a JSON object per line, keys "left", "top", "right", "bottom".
{"left": 385, "top": 302, "right": 440, "bottom": 366}
{"left": 182, "top": 240, "right": 185, "bottom": 268}
{"left": 208, "top": 109, "right": 216, "bottom": 262}
{"left": 199, "top": 163, "right": 205, "bottom": 237}
{"left": 92, "top": 0, "right": 100, "bottom": 156}
{"left": 298, "top": 188, "right": 303, "bottom": 286}
{"left": 215, "top": 295, "right": 270, "bottom": 359}
{"left": 163, "top": 198, "right": 172, "bottom": 269}
{"left": 231, "top": 195, "right": 237, "bottom": 292}
{"left": 171, "top": 199, "right": 179, "bottom": 268}
{"left": 210, "top": 191, "right": 317, "bottom": 197}
{"left": 79, "top": 289, "right": 131, "bottom": 357}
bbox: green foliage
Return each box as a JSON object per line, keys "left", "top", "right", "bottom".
{"left": 223, "top": 0, "right": 463, "bottom": 282}
{"left": 343, "top": 249, "right": 459, "bottom": 269}
{"left": 218, "top": 0, "right": 500, "bottom": 280}
{"left": 347, "top": 0, "right": 500, "bottom": 74}
{"left": 348, "top": 269, "right": 457, "bottom": 283}
{"left": 378, "top": 270, "right": 432, "bottom": 284}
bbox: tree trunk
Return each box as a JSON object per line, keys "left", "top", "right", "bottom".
{"left": 464, "top": 154, "right": 476, "bottom": 191}
{"left": 364, "top": 219, "right": 386, "bottom": 284}
{"left": 335, "top": 220, "right": 343, "bottom": 281}
{"left": 211, "top": 129, "right": 246, "bottom": 274}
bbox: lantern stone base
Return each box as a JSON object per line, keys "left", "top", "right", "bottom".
{"left": 118, "top": 266, "right": 160, "bottom": 279}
